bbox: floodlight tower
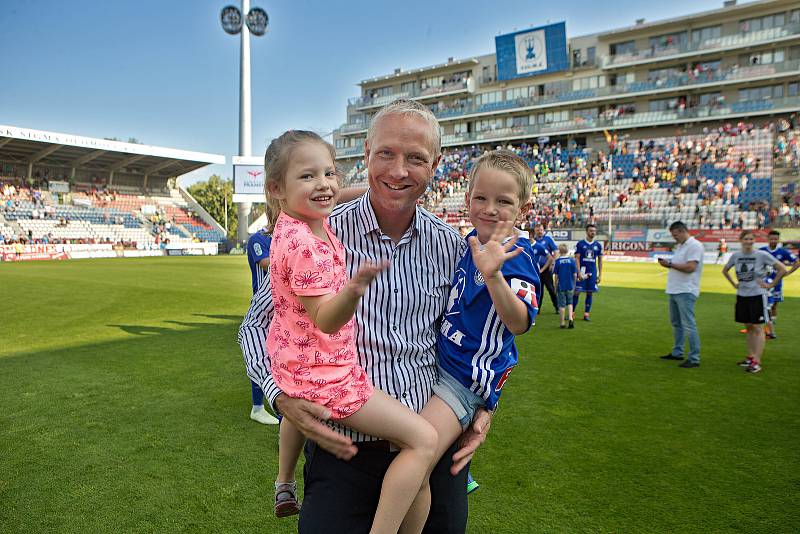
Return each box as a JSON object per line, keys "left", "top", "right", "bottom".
{"left": 221, "top": 2, "right": 268, "bottom": 242}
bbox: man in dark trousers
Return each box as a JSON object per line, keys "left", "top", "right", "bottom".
{"left": 533, "top": 222, "right": 559, "bottom": 313}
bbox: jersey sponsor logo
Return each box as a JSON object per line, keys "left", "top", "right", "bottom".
{"left": 440, "top": 318, "right": 465, "bottom": 346}
{"left": 510, "top": 278, "right": 537, "bottom": 307}
{"left": 495, "top": 365, "right": 515, "bottom": 392}
{"left": 446, "top": 272, "right": 466, "bottom": 316}
{"left": 254, "top": 243, "right": 263, "bottom": 256}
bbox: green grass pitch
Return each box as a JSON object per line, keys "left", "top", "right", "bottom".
{"left": 1, "top": 256, "right": 798, "bottom": 533}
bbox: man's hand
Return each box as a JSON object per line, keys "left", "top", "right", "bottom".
{"left": 657, "top": 258, "right": 670, "bottom": 268}
{"left": 274, "top": 394, "right": 357, "bottom": 460}
{"left": 451, "top": 408, "right": 492, "bottom": 475}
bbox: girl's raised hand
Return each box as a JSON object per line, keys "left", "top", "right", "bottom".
{"left": 467, "top": 220, "right": 522, "bottom": 280}
{"left": 346, "top": 261, "right": 390, "bottom": 297}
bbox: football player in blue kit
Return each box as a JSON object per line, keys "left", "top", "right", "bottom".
{"left": 760, "top": 230, "right": 799, "bottom": 339}
{"left": 246, "top": 228, "right": 280, "bottom": 425}
{"left": 573, "top": 224, "right": 603, "bottom": 321}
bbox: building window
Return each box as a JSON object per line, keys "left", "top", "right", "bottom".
{"left": 505, "top": 86, "right": 531, "bottom": 101}
{"left": 739, "top": 85, "right": 784, "bottom": 101}
{"left": 400, "top": 81, "right": 415, "bottom": 94}
{"left": 698, "top": 92, "right": 722, "bottom": 106}
{"left": 787, "top": 82, "right": 798, "bottom": 97}
{"left": 586, "top": 47, "right": 596, "bottom": 65}
{"left": 477, "top": 91, "right": 503, "bottom": 106}
{"left": 421, "top": 75, "right": 444, "bottom": 91}
{"left": 649, "top": 31, "right": 687, "bottom": 50}
{"left": 453, "top": 122, "right": 469, "bottom": 134}
{"left": 743, "top": 49, "right": 785, "bottom": 65}
{"left": 507, "top": 116, "right": 529, "bottom": 128}
{"left": 610, "top": 40, "right": 636, "bottom": 56}
{"left": 691, "top": 25, "right": 722, "bottom": 43}
{"left": 648, "top": 97, "right": 680, "bottom": 112}
{"left": 572, "top": 75, "right": 605, "bottom": 91}
{"left": 740, "top": 13, "right": 785, "bottom": 33}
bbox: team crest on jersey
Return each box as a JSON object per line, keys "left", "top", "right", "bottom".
{"left": 474, "top": 270, "right": 485, "bottom": 286}
{"left": 254, "top": 243, "right": 263, "bottom": 256}
{"left": 510, "top": 278, "right": 537, "bottom": 307}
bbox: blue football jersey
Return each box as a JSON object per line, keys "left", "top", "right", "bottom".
{"left": 536, "top": 234, "right": 558, "bottom": 257}
{"left": 247, "top": 230, "right": 272, "bottom": 294}
{"left": 437, "top": 231, "right": 540, "bottom": 411}
{"left": 531, "top": 240, "right": 550, "bottom": 272}
{"left": 575, "top": 239, "right": 603, "bottom": 278}
{"left": 554, "top": 256, "right": 578, "bottom": 291}
{"left": 760, "top": 245, "right": 796, "bottom": 292}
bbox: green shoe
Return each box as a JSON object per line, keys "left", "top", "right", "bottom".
{"left": 466, "top": 472, "right": 479, "bottom": 494}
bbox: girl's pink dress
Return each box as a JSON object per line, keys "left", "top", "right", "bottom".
{"left": 266, "top": 212, "right": 373, "bottom": 419}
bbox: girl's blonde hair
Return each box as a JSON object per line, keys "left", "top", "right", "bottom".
{"left": 262, "top": 130, "right": 337, "bottom": 233}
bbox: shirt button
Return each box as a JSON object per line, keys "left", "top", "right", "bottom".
{"left": 392, "top": 325, "right": 397, "bottom": 331}
{"left": 396, "top": 357, "right": 401, "bottom": 362}
{"left": 402, "top": 392, "right": 407, "bottom": 398}
{"left": 394, "top": 288, "right": 399, "bottom": 293}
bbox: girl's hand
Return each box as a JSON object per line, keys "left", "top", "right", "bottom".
{"left": 467, "top": 220, "right": 522, "bottom": 280}
{"left": 346, "top": 261, "right": 390, "bottom": 297}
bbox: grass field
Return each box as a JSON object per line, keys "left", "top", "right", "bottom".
{"left": 1, "top": 256, "right": 798, "bottom": 533}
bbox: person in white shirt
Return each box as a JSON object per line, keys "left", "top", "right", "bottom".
{"left": 657, "top": 221, "right": 705, "bottom": 368}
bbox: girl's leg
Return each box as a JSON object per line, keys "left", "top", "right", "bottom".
{"left": 278, "top": 419, "right": 305, "bottom": 484}
{"left": 341, "top": 389, "right": 438, "bottom": 534}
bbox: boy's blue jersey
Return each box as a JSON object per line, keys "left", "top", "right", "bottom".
{"left": 760, "top": 245, "right": 796, "bottom": 292}
{"left": 247, "top": 230, "right": 272, "bottom": 294}
{"left": 554, "top": 256, "right": 578, "bottom": 291}
{"left": 575, "top": 239, "right": 603, "bottom": 278}
{"left": 437, "top": 230, "right": 540, "bottom": 411}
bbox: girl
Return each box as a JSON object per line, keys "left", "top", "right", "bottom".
{"left": 263, "top": 131, "right": 437, "bottom": 534}
{"left": 722, "top": 230, "right": 786, "bottom": 373}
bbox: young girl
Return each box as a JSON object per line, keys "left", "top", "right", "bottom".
{"left": 263, "top": 131, "right": 437, "bottom": 534}
{"left": 722, "top": 230, "right": 786, "bottom": 373}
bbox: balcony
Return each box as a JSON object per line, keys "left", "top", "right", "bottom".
{"left": 348, "top": 80, "right": 471, "bottom": 110}
{"left": 335, "top": 144, "right": 365, "bottom": 158}
{"left": 437, "top": 96, "right": 800, "bottom": 148}
{"left": 431, "top": 60, "right": 800, "bottom": 123}
{"left": 603, "top": 23, "right": 800, "bottom": 68}
{"left": 337, "top": 122, "right": 368, "bottom": 135}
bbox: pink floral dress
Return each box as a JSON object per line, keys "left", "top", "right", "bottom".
{"left": 266, "top": 212, "right": 373, "bottom": 419}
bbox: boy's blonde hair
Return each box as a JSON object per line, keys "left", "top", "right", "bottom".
{"left": 467, "top": 150, "right": 533, "bottom": 205}
{"left": 262, "top": 130, "right": 337, "bottom": 233}
{"left": 558, "top": 243, "right": 568, "bottom": 254}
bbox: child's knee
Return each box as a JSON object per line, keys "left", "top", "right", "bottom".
{"left": 414, "top": 420, "right": 439, "bottom": 463}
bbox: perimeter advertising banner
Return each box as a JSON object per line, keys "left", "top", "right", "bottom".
{"left": 495, "top": 22, "right": 569, "bottom": 81}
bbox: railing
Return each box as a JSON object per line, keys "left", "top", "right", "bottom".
{"left": 438, "top": 96, "right": 800, "bottom": 146}
{"left": 432, "top": 60, "right": 800, "bottom": 122}
{"left": 338, "top": 122, "right": 368, "bottom": 134}
{"left": 336, "top": 145, "right": 365, "bottom": 158}
{"left": 603, "top": 23, "right": 800, "bottom": 67}
{"left": 348, "top": 80, "right": 470, "bottom": 109}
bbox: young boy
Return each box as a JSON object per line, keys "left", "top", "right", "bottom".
{"left": 421, "top": 150, "right": 540, "bottom": 490}
{"left": 553, "top": 243, "right": 579, "bottom": 329}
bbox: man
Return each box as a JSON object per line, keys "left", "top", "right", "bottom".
{"left": 245, "top": 228, "right": 279, "bottom": 425}
{"left": 760, "top": 230, "right": 799, "bottom": 339}
{"left": 716, "top": 238, "right": 727, "bottom": 264}
{"left": 239, "top": 99, "right": 490, "bottom": 533}
{"left": 657, "top": 221, "right": 704, "bottom": 368}
{"left": 533, "top": 223, "right": 558, "bottom": 313}
{"left": 573, "top": 224, "right": 603, "bottom": 321}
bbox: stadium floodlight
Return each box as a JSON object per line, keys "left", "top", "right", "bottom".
{"left": 220, "top": 5, "right": 243, "bottom": 34}
{"left": 220, "top": 1, "right": 268, "bottom": 242}
{"left": 246, "top": 7, "right": 268, "bottom": 36}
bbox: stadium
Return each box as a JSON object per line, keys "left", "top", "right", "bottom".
{"left": 2, "top": 1, "right": 800, "bottom": 533}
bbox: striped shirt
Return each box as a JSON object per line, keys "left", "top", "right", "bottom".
{"left": 238, "top": 192, "right": 464, "bottom": 441}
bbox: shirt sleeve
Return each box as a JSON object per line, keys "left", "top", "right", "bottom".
{"left": 724, "top": 253, "right": 736, "bottom": 269}
{"left": 286, "top": 239, "right": 339, "bottom": 297}
{"left": 505, "top": 250, "right": 541, "bottom": 330}
{"left": 250, "top": 235, "right": 270, "bottom": 262}
{"left": 760, "top": 251, "right": 778, "bottom": 266}
{"left": 238, "top": 274, "right": 283, "bottom": 414}
{"left": 687, "top": 241, "right": 704, "bottom": 264}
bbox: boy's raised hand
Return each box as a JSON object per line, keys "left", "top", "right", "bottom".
{"left": 346, "top": 261, "right": 390, "bottom": 297}
{"left": 467, "top": 220, "right": 522, "bottom": 280}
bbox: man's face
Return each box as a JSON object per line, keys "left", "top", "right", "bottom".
{"left": 586, "top": 226, "right": 597, "bottom": 240}
{"left": 365, "top": 114, "right": 439, "bottom": 217}
{"left": 534, "top": 225, "right": 545, "bottom": 239}
{"left": 670, "top": 228, "right": 688, "bottom": 243}
{"left": 768, "top": 234, "right": 779, "bottom": 248}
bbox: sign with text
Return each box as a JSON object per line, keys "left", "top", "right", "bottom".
{"left": 233, "top": 164, "right": 265, "bottom": 195}
{"left": 495, "top": 22, "right": 568, "bottom": 81}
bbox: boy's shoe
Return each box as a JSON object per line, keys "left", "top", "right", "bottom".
{"left": 678, "top": 360, "right": 700, "bottom": 368}
{"left": 737, "top": 357, "right": 753, "bottom": 367}
{"left": 560, "top": 324, "right": 566, "bottom": 329}
{"left": 746, "top": 362, "right": 762, "bottom": 374}
{"left": 766, "top": 332, "right": 777, "bottom": 340}
{"left": 568, "top": 320, "right": 574, "bottom": 329}
{"left": 660, "top": 354, "right": 684, "bottom": 361}
{"left": 583, "top": 314, "right": 591, "bottom": 322}
{"left": 466, "top": 472, "right": 480, "bottom": 494}
{"left": 739, "top": 328, "right": 747, "bottom": 334}
{"left": 250, "top": 406, "right": 279, "bottom": 425}
{"left": 275, "top": 482, "right": 301, "bottom": 517}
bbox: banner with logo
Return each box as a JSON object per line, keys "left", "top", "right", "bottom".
{"left": 548, "top": 229, "right": 571, "bottom": 241}
{"left": 646, "top": 228, "right": 675, "bottom": 243}
{"left": 495, "top": 22, "right": 569, "bottom": 81}
{"left": 612, "top": 229, "right": 647, "bottom": 242}
{"left": 233, "top": 164, "right": 265, "bottom": 195}
{"left": 689, "top": 229, "right": 769, "bottom": 242}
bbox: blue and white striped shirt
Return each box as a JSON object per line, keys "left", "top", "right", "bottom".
{"left": 238, "top": 192, "right": 464, "bottom": 441}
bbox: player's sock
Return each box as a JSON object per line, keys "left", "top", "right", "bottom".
{"left": 585, "top": 293, "right": 593, "bottom": 314}
{"left": 251, "top": 379, "right": 264, "bottom": 406}
{"left": 572, "top": 293, "right": 579, "bottom": 310}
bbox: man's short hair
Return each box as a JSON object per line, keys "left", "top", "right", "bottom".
{"left": 586, "top": 223, "right": 597, "bottom": 230}
{"left": 367, "top": 98, "right": 441, "bottom": 159}
{"left": 669, "top": 221, "right": 688, "bottom": 232}
{"left": 768, "top": 230, "right": 780, "bottom": 237}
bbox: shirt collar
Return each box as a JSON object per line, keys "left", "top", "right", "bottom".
{"left": 356, "top": 189, "right": 421, "bottom": 239}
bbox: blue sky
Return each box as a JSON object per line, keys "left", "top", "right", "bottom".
{"left": 1, "top": 0, "right": 731, "bottom": 185}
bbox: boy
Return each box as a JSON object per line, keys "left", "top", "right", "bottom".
{"left": 553, "top": 243, "right": 579, "bottom": 329}
{"left": 422, "top": 150, "right": 540, "bottom": 498}
{"left": 760, "top": 230, "right": 799, "bottom": 339}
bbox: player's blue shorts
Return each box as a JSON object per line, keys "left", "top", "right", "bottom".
{"left": 576, "top": 275, "right": 599, "bottom": 293}
{"left": 768, "top": 288, "right": 783, "bottom": 304}
{"left": 433, "top": 366, "right": 485, "bottom": 430}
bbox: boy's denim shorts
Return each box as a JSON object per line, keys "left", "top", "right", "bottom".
{"left": 432, "top": 366, "right": 486, "bottom": 430}
{"left": 557, "top": 289, "right": 574, "bottom": 309}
